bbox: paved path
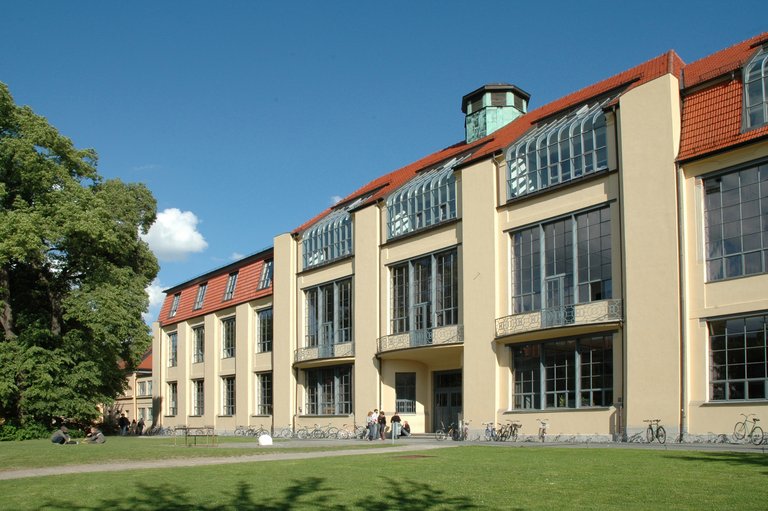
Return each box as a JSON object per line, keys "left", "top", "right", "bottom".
{"left": 2, "top": 437, "right": 765, "bottom": 481}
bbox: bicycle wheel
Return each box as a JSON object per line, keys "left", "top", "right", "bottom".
{"left": 278, "top": 427, "right": 293, "bottom": 439}
{"left": 646, "top": 426, "right": 654, "bottom": 443}
{"left": 498, "top": 428, "right": 509, "bottom": 442}
{"left": 435, "top": 429, "right": 447, "bottom": 441}
{"left": 750, "top": 425, "right": 764, "bottom": 445}
{"left": 511, "top": 427, "right": 519, "bottom": 442}
{"left": 485, "top": 429, "right": 493, "bottom": 441}
{"left": 733, "top": 421, "right": 747, "bottom": 441}
{"left": 327, "top": 427, "right": 339, "bottom": 438}
{"left": 296, "top": 428, "right": 308, "bottom": 440}
{"left": 656, "top": 426, "right": 666, "bottom": 444}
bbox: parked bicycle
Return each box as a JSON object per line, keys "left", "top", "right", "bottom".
{"left": 537, "top": 419, "right": 548, "bottom": 442}
{"left": 733, "top": 413, "right": 764, "bottom": 445}
{"left": 483, "top": 421, "right": 498, "bottom": 441}
{"left": 498, "top": 420, "right": 522, "bottom": 441}
{"left": 644, "top": 418, "right": 666, "bottom": 444}
{"left": 435, "top": 420, "right": 466, "bottom": 441}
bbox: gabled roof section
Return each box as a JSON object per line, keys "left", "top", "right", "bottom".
{"left": 678, "top": 32, "right": 768, "bottom": 162}
{"left": 157, "top": 249, "right": 274, "bottom": 327}
{"left": 295, "top": 50, "right": 684, "bottom": 234}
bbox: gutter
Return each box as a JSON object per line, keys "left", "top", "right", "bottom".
{"left": 676, "top": 162, "right": 688, "bottom": 441}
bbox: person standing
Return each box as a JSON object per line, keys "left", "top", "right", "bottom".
{"left": 390, "top": 412, "right": 402, "bottom": 439}
{"left": 118, "top": 413, "right": 129, "bottom": 436}
{"left": 371, "top": 409, "right": 380, "bottom": 440}
{"left": 137, "top": 416, "right": 145, "bottom": 436}
{"left": 378, "top": 411, "right": 387, "bottom": 440}
{"left": 366, "top": 411, "right": 375, "bottom": 441}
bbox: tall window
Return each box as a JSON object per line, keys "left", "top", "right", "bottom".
{"left": 710, "top": 313, "right": 768, "bottom": 401}
{"left": 193, "top": 283, "right": 207, "bottom": 310}
{"left": 222, "top": 317, "right": 236, "bottom": 358}
{"left": 302, "top": 209, "right": 353, "bottom": 269}
{"left": 305, "top": 366, "right": 351, "bottom": 415}
{"left": 167, "top": 332, "right": 178, "bottom": 367}
{"left": 390, "top": 249, "right": 458, "bottom": 334}
{"left": 256, "top": 372, "right": 273, "bottom": 415}
{"left": 511, "top": 335, "right": 613, "bottom": 410}
{"left": 192, "top": 379, "right": 204, "bottom": 416}
{"left": 257, "top": 308, "right": 273, "bottom": 353}
{"left": 506, "top": 97, "right": 612, "bottom": 199}
{"left": 386, "top": 155, "right": 466, "bottom": 239}
{"left": 192, "top": 326, "right": 205, "bottom": 363}
{"left": 223, "top": 272, "right": 238, "bottom": 301}
{"left": 305, "top": 279, "right": 352, "bottom": 347}
{"left": 258, "top": 260, "right": 273, "bottom": 290}
{"left": 167, "top": 382, "right": 178, "bottom": 416}
{"left": 222, "top": 376, "right": 236, "bottom": 415}
{"left": 169, "top": 293, "right": 181, "bottom": 318}
{"left": 510, "top": 206, "right": 611, "bottom": 314}
{"left": 396, "top": 372, "right": 416, "bottom": 413}
{"left": 703, "top": 162, "right": 768, "bottom": 281}
{"left": 745, "top": 45, "right": 768, "bottom": 129}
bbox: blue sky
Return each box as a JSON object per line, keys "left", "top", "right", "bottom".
{"left": 1, "top": 1, "right": 763, "bottom": 322}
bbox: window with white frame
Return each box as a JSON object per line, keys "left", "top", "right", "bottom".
{"left": 302, "top": 209, "right": 353, "bottom": 269}
{"left": 305, "top": 278, "right": 352, "bottom": 347}
{"left": 386, "top": 154, "right": 467, "bottom": 239}
{"left": 223, "top": 272, "right": 238, "bottom": 301}
{"left": 258, "top": 260, "right": 273, "bottom": 290}
{"left": 222, "top": 317, "right": 236, "bottom": 358}
{"left": 305, "top": 366, "right": 351, "bottom": 415}
{"left": 167, "top": 332, "right": 178, "bottom": 367}
{"left": 167, "top": 382, "right": 178, "bottom": 416}
{"left": 193, "top": 283, "right": 207, "bottom": 310}
{"left": 390, "top": 249, "right": 458, "bottom": 334}
{"left": 169, "top": 293, "right": 181, "bottom": 317}
{"left": 511, "top": 335, "right": 613, "bottom": 410}
{"left": 138, "top": 407, "right": 149, "bottom": 421}
{"left": 256, "top": 372, "right": 273, "bottom": 415}
{"left": 192, "top": 326, "right": 205, "bottom": 363}
{"left": 222, "top": 376, "right": 236, "bottom": 415}
{"left": 192, "top": 379, "right": 204, "bottom": 416}
{"left": 703, "top": 161, "right": 768, "bottom": 281}
{"left": 137, "top": 381, "right": 150, "bottom": 396}
{"left": 257, "top": 308, "right": 273, "bottom": 353}
{"left": 709, "top": 313, "right": 768, "bottom": 401}
{"left": 396, "top": 372, "right": 416, "bottom": 413}
{"left": 510, "top": 206, "right": 612, "bottom": 315}
{"left": 745, "top": 45, "right": 768, "bottom": 129}
{"left": 506, "top": 97, "right": 612, "bottom": 200}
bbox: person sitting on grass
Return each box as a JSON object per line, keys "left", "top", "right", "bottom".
{"left": 51, "top": 426, "right": 76, "bottom": 445}
{"left": 82, "top": 426, "right": 106, "bottom": 444}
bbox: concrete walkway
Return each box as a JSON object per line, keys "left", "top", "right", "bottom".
{"left": 2, "top": 436, "right": 765, "bottom": 481}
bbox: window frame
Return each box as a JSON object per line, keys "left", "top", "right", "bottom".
{"left": 193, "top": 283, "right": 207, "bottom": 310}
{"left": 223, "top": 272, "right": 238, "bottom": 301}
{"left": 258, "top": 260, "right": 274, "bottom": 290}
{"left": 304, "top": 278, "right": 353, "bottom": 348}
{"left": 221, "top": 317, "right": 236, "bottom": 359}
{"left": 744, "top": 45, "right": 768, "bottom": 130}
{"left": 192, "top": 325, "right": 205, "bottom": 363}
{"left": 167, "top": 382, "right": 178, "bottom": 416}
{"left": 256, "top": 372, "right": 273, "bottom": 415}
{"left": 395, "top": 372, "right": 416, "bottom": 414}
{"left": 304, "top": 366, "right": 352, "bottom": 416}
{"left": 192, "top": 379, "right": 204, "bottom": 416}
{"left": 169, "top": 293, "right": 181, "bottom": 318}
{"left": 709, "top": 313, "right": 768, "bottom": 402}
{"left": 221, "top": 376, "right": 236, "bottom": 416}
{"left": 256, "top": 308, "right": 273, "bottom": 353}
{"left": 167, "top": 331, "right": 178, "bottom": 367}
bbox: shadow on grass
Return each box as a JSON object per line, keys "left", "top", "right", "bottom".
{"left": 42, "top": 476, "right": 481, "bottom": 510}
{"left": 665, "top": 451, "right": 768, "bottom": 472}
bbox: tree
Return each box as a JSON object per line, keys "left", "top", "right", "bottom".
{"left": 0, "top": 82, "right": 159, "bottom": 427}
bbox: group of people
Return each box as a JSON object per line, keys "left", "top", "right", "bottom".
{"left": 50, "top": 425, "right": 106, "bottom": 445}
{"left": 365, "top": 409, "right": 411, "bottom": 440}
{"left": 117, "top": 413, "right": 145, "bottom": 435}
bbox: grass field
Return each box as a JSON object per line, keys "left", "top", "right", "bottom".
{"left": 1, "top": 440, "right": 766, "bottom": 510}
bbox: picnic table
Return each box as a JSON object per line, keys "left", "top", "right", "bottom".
{"left": 174, "top": 425, "right": 217, "bottom": 447}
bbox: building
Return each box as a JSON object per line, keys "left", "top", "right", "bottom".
{"left": 153, "top": 33, "right": 768, "bottom": 440}
{"left": 114, "top": 350, "right": 154, "bottom": 427}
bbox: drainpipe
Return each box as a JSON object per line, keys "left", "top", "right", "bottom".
{"left": 612, "top": 104, "right": 628, "bottom": 440}
{"left": 676, "top": 162, "right": 688, "bottom": 441}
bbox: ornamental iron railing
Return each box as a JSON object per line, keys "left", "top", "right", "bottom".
{"left": 294, "top": 341, "right": 355, "bottom": 363}
{"left": 377, "top": 324, "right": 464, "bottom": 353}
{"left": 495, "top": 299, "right": 623, "bottom": 337}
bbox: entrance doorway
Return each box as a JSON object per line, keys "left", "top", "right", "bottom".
{"left": 433, "top": 370, "right": 462, "bottom": 432}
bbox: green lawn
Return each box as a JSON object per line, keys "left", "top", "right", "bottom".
{"left": 1, "top": 444, "right": 766, "bottom": 510}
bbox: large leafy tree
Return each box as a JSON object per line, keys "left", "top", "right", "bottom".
{"left": 0, "top": 82, "right": 159, "bottom": 427}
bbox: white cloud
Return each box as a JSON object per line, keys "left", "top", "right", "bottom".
{"left": 330, "top": 195, "right": 343, "bottom": 205}
{"left": 143, "top": 278, "right": 166, "bottom": 324}
{"left": 230, "top": 252, "right": 245, "bottom": 261}
{"left": 141, "top": 208, "right": 208, "bottom": 261}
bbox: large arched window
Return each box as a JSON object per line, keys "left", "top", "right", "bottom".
{"left": 506, "top": 97, "right": 613, "bottom": 200}
{"left": 745, "top": 45, "right": 768, "bottom": 129}
{"left": 386, "top": 154, "right": 468, "bottom": 239}
{"left": 302, "top": 209, "right": 352, "bottom": 269}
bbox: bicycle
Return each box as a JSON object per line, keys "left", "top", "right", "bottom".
{"left": 733, "top": 413, "right": 764, "bottom": 445}
{"left": 537, "top": 419, "right": 548, "bottom": 442}
{"left": 501, "top": 420, "right": 522, "bottom": 441}
{"left": 644, "top": 419, "right": 666, "bottom": 444}
{"left": 483, "top": 421, "right": 498, "bottom": 441}
{"left": 435, "top": 421, "right": 463, "bottom": 441}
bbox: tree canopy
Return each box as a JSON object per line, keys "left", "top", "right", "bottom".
{"left": 0, "top": 82, "right": 159, "bottom": 427}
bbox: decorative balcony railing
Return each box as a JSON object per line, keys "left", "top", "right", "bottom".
{"left": 495, "top": 299, "right": 623, "bottom": 337}
{"left": 295, "top": 341, "right": 354, "bottom": 363}
{"left": 378, "top": 324, "right": 464, "bottom": 353}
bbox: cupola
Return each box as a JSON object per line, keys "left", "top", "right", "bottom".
{"left": 462, "top": 84, "right": 530, "bottom": 143}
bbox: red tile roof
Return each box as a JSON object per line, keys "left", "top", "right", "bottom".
{"left": 296, "top": 50, "right": 684, "bottom": 233}
{"left": 158, "top": 254, "right": 273, "bottom": 327}
{"left": 678, "top": 33, "right": 768, "bottom": 162}
{"left": 137, "top": 351, "right": 152, "bottom": 371}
